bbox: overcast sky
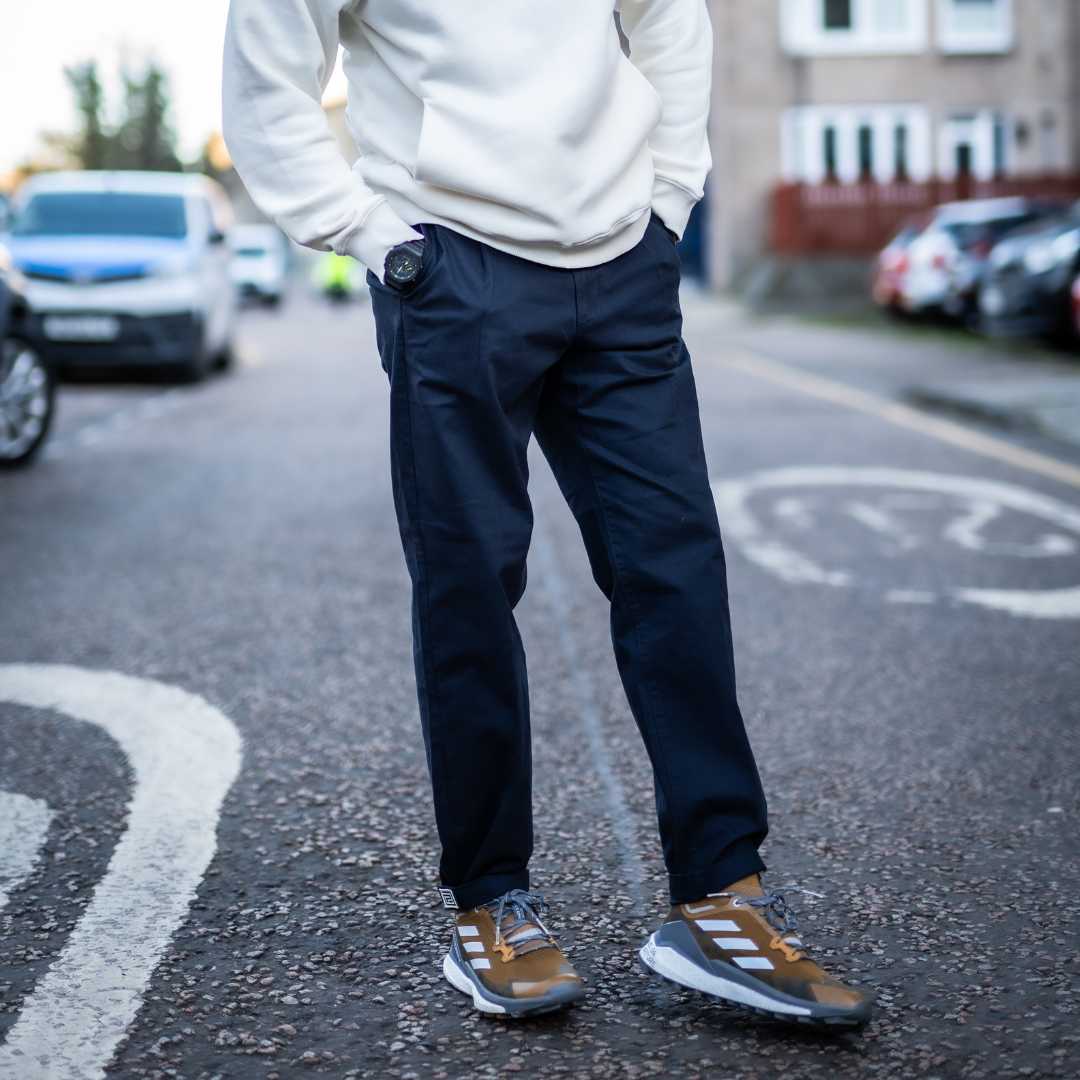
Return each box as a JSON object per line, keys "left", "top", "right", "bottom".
{"left": 2, "top": 2, "right": 347, "bottom": 173}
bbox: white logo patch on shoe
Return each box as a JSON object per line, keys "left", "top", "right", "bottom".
{"left": 695, "top": 919, "right": 739, "bottom": 932}
{"left": 439, "top": 888, "right": 458, "bottom": 909}
{"left": 713, "top": 937, "right": 758, "bottom": 951}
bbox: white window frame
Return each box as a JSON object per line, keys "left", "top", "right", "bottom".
{"left": 780, "top": 0, "right": 929, "bottom": 56}
{"left": 781, "top": 105, "right": 933, "bottom": 184}
{"left": 937, "top": 110, "right": 1006, "bottom": 180}
{"left": 936, "top": 0, "right": 1014, "bottom": 54}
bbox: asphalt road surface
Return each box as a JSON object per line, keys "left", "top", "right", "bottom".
{"left": 1, "top": 281, "right": 1078, "bottom": 1080}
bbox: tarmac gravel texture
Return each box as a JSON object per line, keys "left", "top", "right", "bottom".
{"left": 1, "top": 289, "right": 1077, "bottom": 1079}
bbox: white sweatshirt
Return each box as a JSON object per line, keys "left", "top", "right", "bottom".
{"left": 222, "top": 0, "right": 712, "bottom": 277}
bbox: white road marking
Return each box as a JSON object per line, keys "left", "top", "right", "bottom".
{"left": 941, "top": 499, "right": 1076, "bottom": 558}
{"left": 845, "top": 499, "right": 921, "bottom": 551}
{"left": 0, "top": 664, "right": 243, "bottom": 1080}
{"left": 723, "top": 350, "right": 1080, "bottom": 491}
{"left": 772, "top": 496, "right": 815, "bottom": 529}
{"left": 0, "top": 793, "right": 54, "bottom": 912}
{"left": 714, "top": 467, "right": 1080, "bottom": 619}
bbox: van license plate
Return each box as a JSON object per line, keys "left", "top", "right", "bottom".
{"left": 43, "top": 315, "right": 121, "bottom": 341}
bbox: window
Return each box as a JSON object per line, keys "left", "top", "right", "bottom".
{"left": 823, "top": 126, "right": 839, "bottom": 179}
{"left": 781, "top": 0, "right": 929, "bottom": 55}
{"left": 936, "top": 0, "right": 1013, "bottom": 53}
{"left": 894, "top": 124, "right": 910, "bottom": 179}
{"left": 955, "top": 143, "right": 974, "bottom": 179}
{"left": 857, "top": 124, "right": 874, "bottom": 179}
{"left": 782, "top": 106, "right": 932, "bottom": 184}
{"left": 994, "top": 115, "right": 1008, "bottom": 177}
{"left": 823, "top": 0, "right": 853, "bottom": 30}
{"left": 872, "top": 0, "right": 912, "bottom": 35}
{"left": 937, "top": 111, "right": 1006, "bottom": 180}
{"left": 11, "top": 193, "right": 188, "bottom": 239}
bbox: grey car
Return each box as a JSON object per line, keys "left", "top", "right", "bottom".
{"left": 978, "top": 201, "right": 1080, "bottom": 343}
{"left": 0, "top": 246, "right": 54, "bottom": 467}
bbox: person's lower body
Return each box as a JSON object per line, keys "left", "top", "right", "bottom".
{"left": 368, "top": 211, "right": 768, "bottom": 911}
{"left": 368, "top": 213, "right": 873, "bottom": 1026}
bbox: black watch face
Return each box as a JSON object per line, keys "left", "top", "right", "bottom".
{"left": 387, "top": 246, "right": 422, "bottom": 287}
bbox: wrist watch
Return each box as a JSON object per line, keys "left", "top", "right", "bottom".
{"left": 383, "top": 239, "right": 426, "bottom": 292}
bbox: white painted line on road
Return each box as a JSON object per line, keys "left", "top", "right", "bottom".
{"left": 0, "top": 664, "right": 243, "bottom": 1080}
{"left": 0, "top": 793, "right": 54, "bottom": 912}
{"left": 724, "top": 350, "right": 1080, "bottom": 491}
{"left": 714, "top": 467, "right": 1080, "bottom": 619}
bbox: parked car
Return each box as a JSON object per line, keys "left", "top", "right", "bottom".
{"left": 0, "top": 245, "right": 54, "bottom": 467}
{"left": 871, "top": 219, "right": 925, "bottom": 313}
{"left": 5, "top": 171, "right": 237, "bottom": 382}
{"left": 900, "top": 198, "right": 1058, "bottom": 317}
{"left": 978, "top": 201, "right": 1080, "bottom": 343}
{"left": 230, "top": 224, "right": 288, "bottom": 306}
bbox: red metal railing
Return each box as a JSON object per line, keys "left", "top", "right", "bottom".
{"left": 770, "top": 176, "right": 1080, "bottom": 255}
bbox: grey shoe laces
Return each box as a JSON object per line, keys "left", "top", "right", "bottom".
{"left": 486, "top": 889, "right": 556, "bottom": 954}
{"left": 710, "top": 884, "right": 824, "bottom": 956}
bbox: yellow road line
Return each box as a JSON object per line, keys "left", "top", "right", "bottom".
{"left": 723, "top": 349, "right": 1080, "bottom": 491}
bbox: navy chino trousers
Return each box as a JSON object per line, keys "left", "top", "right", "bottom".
{"left": 368, "top": 212, "right": 768, "bottom": 911}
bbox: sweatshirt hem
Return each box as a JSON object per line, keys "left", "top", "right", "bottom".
{"left": 380, "top": 191, "right": 652, "bottom": 270}
{"left": 652, "top": 177, "right": 701, "bottom": 241}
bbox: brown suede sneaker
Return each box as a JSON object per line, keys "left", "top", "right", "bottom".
{"left": 639, "top": 876, "right": 873, "bottom": 1027}
{"left": 443, "top": 890, "right": 585, "bottom": 1017}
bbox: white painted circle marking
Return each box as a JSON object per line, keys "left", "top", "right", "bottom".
{"left": 0, "top": 664, "right": 243, "bottom": 1080}
{"left": 713, "top": 467, "right": 1080, "bottom": 619}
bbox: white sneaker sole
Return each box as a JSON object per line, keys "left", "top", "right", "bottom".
{"left": 443, "top": 951, "right": 585, "bottom": 1018}
{"left": 442, "top": 953, "right": 507, "bottom": 1015}
{"left": 639, "top": 934, "right": 812, "bottom": 1017}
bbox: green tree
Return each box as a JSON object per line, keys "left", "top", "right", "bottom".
{"left": 64, "top": 61, "right": 110, "bottom": 169}
{"left": 113, "top": 63, "right": 182, "bottom": 172}
{"left": 59, "top": 58, "right": 183, "bottom": 172}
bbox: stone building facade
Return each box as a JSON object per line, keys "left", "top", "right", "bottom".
{"left": 707, "top": 0, "right": 1080, "bottom": 287}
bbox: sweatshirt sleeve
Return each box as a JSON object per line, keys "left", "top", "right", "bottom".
{"left": 617, "top": 0, "right": 713, "bottom": 239}
{"left": 221, "top": 0, "right": 421, "bottom": 277}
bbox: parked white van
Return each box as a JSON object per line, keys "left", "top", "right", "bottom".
{"left": 230, "top": 224, "right": 289, "bottom": 306}
{"left": 5, "top": 171, "right": 237, "bottom": 381}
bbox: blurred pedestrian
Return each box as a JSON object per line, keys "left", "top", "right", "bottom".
{"left": 223, "top": 0, "right": 872, "bottom": 1026}
{"left": 314, "top": 250, "right": 358, "bottom": 302}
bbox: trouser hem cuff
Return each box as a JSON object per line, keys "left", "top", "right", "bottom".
{"left": 439, "top": 870, "right": 530, "bottom": 912}
{"left": 667, "top": 843, "right": 767, "bottom": 905}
